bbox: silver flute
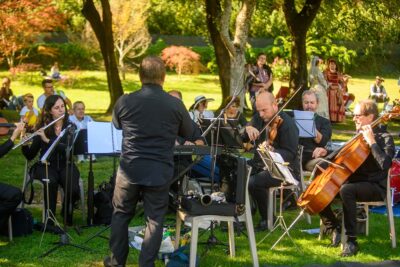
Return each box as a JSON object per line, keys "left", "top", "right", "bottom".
{"left": 13, "top": 114, "right": 65, "bottom": 149}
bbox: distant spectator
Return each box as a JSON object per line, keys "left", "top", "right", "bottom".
{"left": 0, "top": 77, "right": 22, "bottom": 111}
{"left": 246, "top": 52, "right": 274, "bottom": 111}
{"left": 343, "top": 74, "right": 355, "bottom": 113}
{"left": 50, "top": 61, "right": 62, "bottom": 80}
{"left": 189, "top": 95, "right": 214, "bottom": 124}
{"left": 19, "top": 93, "right": 40, "bottom": 133}
{"left": 37, "top": 79, "right": 72, "bottom": 112}
{"left": 309, "top": 56, "right": 329, "bottom": 119}
{"left": 69, "top": 101, "right": 95, "bottom": 163}
{"left": 369, "top": 76, "right": 389, "bottom": 111}
{"left": 323, "top": 58, "right": 345, "bottom": 122}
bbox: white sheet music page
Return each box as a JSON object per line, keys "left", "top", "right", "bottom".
{"left": 294, "top": 110, "right": 316, "bottom": 138}
{"left": 267, "top": 150, "right": 299, "bottom": 186}
{"left": 87, "top": 121, "right": 122, "bottom": 154}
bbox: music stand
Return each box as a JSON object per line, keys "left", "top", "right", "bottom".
{"left": 294, "top": 110, "right": 316, "bottom": 138}
{"left": 39, "top": 125, "right": 92, "bottom": 258}
{"left": 256, "top": 147, "right": 301, "bottom": 251}
{"left": 81, "top": 122, "right": 121, "bottom": 245}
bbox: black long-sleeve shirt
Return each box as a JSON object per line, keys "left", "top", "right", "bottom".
{"left": 299, "top": 114, "right": 332, "bottom": 164}
{"left": 112, "top": 83, "right": 194, "bottom": 186}
{"left": 0, "top": 139, "right": 13, "bottom": 158}
{"left": 347, "top": 126, "right": 395, "bottom": 194}
{"left": 247, "top": 111, "right": 299, "bottom": 178}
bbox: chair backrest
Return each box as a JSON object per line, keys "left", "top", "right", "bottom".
{"left": 297, "top": 145, "right": 307, "bottom": 193}
{"left": 387, "top": 168, "right": 394, "bottom": 206}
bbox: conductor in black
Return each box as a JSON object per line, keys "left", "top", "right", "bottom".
{"left": 105, "top": 56, "right": 194, "bottom": 267}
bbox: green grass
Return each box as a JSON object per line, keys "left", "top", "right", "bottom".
{"left": 1, "top": 71, "right": 400, "bottom": 266}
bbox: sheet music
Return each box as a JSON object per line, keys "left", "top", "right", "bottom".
{"left": 41, "top": 128, "right": 67, "bottom": 163}
{"left": 87, "top": 121, "right": 122, "bottom": 154}
{"left": 294, "top": 110, "right": 316, "bottom": 138}
{"left": 267, "top": 150, "right": 298, "bottom": 186}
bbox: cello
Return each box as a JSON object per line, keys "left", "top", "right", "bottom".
{"left": 297, "top": 106, "right": 400, "bottom": 215}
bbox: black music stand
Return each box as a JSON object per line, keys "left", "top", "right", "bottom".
{"left": 39, "top": 125, "right": 92, "bottom": 258}
{"left": 81, "top": 122, "right": 121, "bottom": 244}
{"left": 256, "top": 147, "right": 301, "bottom": 251}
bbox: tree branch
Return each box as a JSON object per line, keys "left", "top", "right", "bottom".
{"left": 220, "top": 0, "right": 236, "bottom": 57}
{"left": 233, "top": 0, "right": 256, "bottom": 50}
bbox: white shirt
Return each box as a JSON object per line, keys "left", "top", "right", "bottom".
{"left": 69, "top": 115, "right": 93, "bottom": 130}
{"left": 37, "top": 90, "right": 67, "bottom": 109}
{"left": 19, "top": 106, "right": 39, "bottom": 116}
{"left": 189, "top": 109, "right": 214, "bottom": 124}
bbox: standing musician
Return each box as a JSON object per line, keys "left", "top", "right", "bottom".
{"left": 0, "top": 123, "right": 24, "bottom": 232}
{"left": 316, "top": 100, "right": 395, "bottom": 256}
{"left": 245, "top": 91, "right": 299, "bottom": 231}
{"left": 21, "top": 95, "right": 80, "bottom": 226}
{"left": 299, "top": 90, "right": 332, "bottom": 171}
{"left": 246, "top": 53, "right": 274, "bottom": 111}
{"left": 105, "top": 56, "right": 194, "bottom": 267}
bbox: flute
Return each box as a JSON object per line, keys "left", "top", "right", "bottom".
{"left": 12, "top": 114, "right": 65, "bottom": 149}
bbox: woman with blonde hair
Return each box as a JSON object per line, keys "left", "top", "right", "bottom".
{"left": 309, "top": 56, "right": 329, "bottom": 119}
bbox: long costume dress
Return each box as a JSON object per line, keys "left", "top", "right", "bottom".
{"left": 309, "top": 56, "right": 329, "bottom": 119}
{"left": 324, "top": 69, "right": 345, "bottom": 122}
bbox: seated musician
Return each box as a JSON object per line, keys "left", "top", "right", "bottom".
{"left": 245, "top": 91, "right": 299, "bottom": 231}
{"left": 21, "top": 95, "right": 81, "bottom": 226}
{"left": 316, "top": 100, "right": 394, "bottom": 256}
{"left": 0, "top": 123, "right": 24, "bottom": 233}
{"left": 299, "top": 90, "right": 332, "bottom": 172}
{"left": 168, "top": 90, "right": 205, "bottom": 195}
{"left": 189, "top": 95, "right": 215, "bottom": 124}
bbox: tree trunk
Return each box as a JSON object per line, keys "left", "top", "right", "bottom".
{"left": 82, "top": 0, "right": 123, "bottom": 114}
{"left": 283, "top": 0, "right": 322, "bottom": 109}
{"left": 205, "top": 0, "right": 231, "bottom": 108}
{"left": 205, "top": 0, "right": 255, "bottom": 110}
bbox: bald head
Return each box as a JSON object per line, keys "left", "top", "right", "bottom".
{"left": 255, "top": 91, "right": 278, "bottom": 122}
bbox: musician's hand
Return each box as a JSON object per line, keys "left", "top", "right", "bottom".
{"left": 361, "top": 124, "right": 376, "bottom": 146}
{"left": 183, "top": 141, "right": 195, "bottom": 146}
{"left": 10, "top": 122, "right": 25, "bottom": 142}
{"left": 37, "top": 128, "right": 50, "bottom": 143}
{"left": 245, "top": 126, "right": 259, "bottom": 141}
{"left": 312, "top": 147, "right": 328, "bottom": 158}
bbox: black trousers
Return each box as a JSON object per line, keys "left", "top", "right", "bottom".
{"left": 33, "top": 163, "right": 80, "bottom": 223}
{"left": 248, "top": 170, "right": 281, "bottom": 221}
{"left": 109, "top": 173, "right": 170, "bottom": 267}
{"left": 0, "top": 182, "right": 22, "bottom": 229}
{"left": 320, "top": 181, "right": 383, "bottom": 237}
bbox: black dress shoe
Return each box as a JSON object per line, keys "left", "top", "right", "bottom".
{"left": 341, "top": 240, "right": 359, "bottom": 257}
{"left": 329, "top": 228, "right": 341, "bottom": 247}
{"left": 255, "top": 220, "right": 268, "bottom": 232}
{"left": 103, "top": 256, "right": 124, "bottom": 267}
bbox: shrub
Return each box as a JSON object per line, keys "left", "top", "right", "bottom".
{"left": 161, "top": 46, "right": 205, "bottom": 75}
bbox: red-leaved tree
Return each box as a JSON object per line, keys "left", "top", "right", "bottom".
{"left": 161, "top": 46, "right": 204, "bottom": 75}
{"left": 0, "top": 0, "right": 65, "bottom": 68}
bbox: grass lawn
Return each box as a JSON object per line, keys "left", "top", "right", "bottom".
{"left": 0, "top": 70, "right": 400, "bottom": 266}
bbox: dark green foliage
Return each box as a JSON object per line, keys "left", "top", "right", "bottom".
{"left": 25, "top": 43, "right": 102, "bottom": 70}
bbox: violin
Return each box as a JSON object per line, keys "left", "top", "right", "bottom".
{"left": 297, "top": 105, "right": 400, "bottom": 215}
{"left": 267, "top": 115, "right": 283, "bottom": 146}
{"left": 0, "top": 117, "right": 15, "bottom": 136}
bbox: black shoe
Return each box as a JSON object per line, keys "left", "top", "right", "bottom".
{"left": 341, "top": 240, "right": 359, "bottom": 257}
{"left": 103, "top": 256, "right": 124, "bottom": 267}
{"left": 283, "top": 199, "right": 298, "bottom": 211}
{"left": 255, "top": 220, "right": 268, "bottom": 232}
{"left": 329, "top": 228, "right": 341, "bottom": 247}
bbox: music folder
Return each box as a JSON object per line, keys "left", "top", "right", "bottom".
{"left": 294, "top": 110, "right": 316, "bottom": 138}
{"left": 87, "top": 121, "right": 122, "bottom": 154}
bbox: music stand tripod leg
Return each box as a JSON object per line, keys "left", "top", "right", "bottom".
{"left": 270, "top": 209, "right": 305, "bottom": 252}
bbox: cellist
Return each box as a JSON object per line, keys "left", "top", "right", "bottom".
{"left": 313, "top": 100, "right": 395, "bottom": 256}
{"left": 245, "top": 91, "right": 299, "bottom": 231}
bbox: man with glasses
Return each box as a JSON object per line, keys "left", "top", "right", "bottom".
{"left": 315, "top": 100, "right": 394, "bottom": 256}
{"left": 37, "top": 79, "right": 72, "bottom": 112}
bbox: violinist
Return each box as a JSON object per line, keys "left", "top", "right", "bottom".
{"left": 245, "top": 91, "right": 299, "bottom": 231}
{"left": 299, "top": 90, "right": 332, "bottom": 171}
{"left": 21, "top": 95, "right": 80, "bottom": 226}
{"left": 0, "top": 122, "right": 24, "bottom": 232}
{"left": 316, "top": 100, "right": 394, "bottom": 256}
